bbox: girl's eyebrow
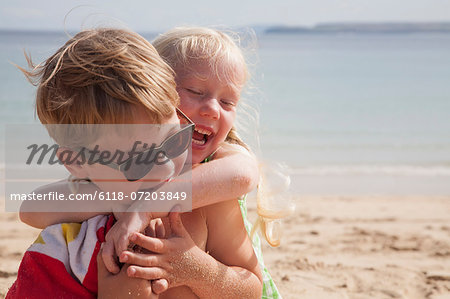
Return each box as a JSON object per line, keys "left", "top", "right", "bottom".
{"left": 180, "top": 74, "right": 208, "bottom": 83}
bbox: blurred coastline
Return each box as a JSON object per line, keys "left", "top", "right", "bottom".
{"left": 1, "top": 25, "right": 450, "bottom": 196}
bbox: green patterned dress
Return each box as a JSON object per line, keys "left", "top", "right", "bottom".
{"left": 238, "top": 195, "right": 282, "bottom": 299}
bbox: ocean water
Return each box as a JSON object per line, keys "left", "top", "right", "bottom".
{"left": 1, "top": 31, "right": 449, "bottom": 195}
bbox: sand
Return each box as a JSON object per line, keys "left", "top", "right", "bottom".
{"left": 1, "top": 195, "right": 450, "bottom": 299}
{"left": 249, "top": 196, "right": 450, "bottom": 299}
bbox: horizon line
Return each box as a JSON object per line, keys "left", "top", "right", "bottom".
{"left": 2, "top": 20, "right": 450, "bottom": 34}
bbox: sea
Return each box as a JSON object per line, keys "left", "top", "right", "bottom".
{"left": 1, "top": 30, "right": 449, "bottom": 196}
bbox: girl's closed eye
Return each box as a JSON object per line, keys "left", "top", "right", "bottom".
{"left": 220, "top": 99, "right": 236, "bottom": 107}
{"left": 186, "top": 88, "right": 204, "bottom": 96}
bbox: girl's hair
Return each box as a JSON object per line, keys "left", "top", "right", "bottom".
{"left": 152, "top": 27, "right": 249, "bottom": 150}
{"left": 250, "top": 163, "right": 294, "bottom": 247}
{"left": 19, "top": 28, "right": 179, "bottom": 127}
{"left": 154, "top": 26, "right": 293, "bottom": 246}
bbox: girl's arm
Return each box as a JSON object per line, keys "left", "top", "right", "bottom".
{"left": 102, "top": 144, "right": 259, "bottom": 273}
{"left": 190, "top": 143, "right": 259, "bottom": 208}
{"left": 191, "top": 198, "right": 263, "bottom": 298}
{"left": 121, "top": 204, "right": 263, "bottom": 298}
{"left": 19, "top": 180, "right": 112, "bottom": 228}
{"left": 20, "top": 144, "right": 258, "bottom": 229}
{"left": 21, "top": 144, "right": 260, "bottom": 275}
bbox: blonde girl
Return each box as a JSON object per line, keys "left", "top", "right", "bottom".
{"left": 118, "top": 27, "right": 285, "bottom": 298}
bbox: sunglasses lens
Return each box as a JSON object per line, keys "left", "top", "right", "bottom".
{"left": 119, "top": 125, "right": 192, "bottom": 182}
{"left": 162, "top": 126, "right": 192, "bottom": 158}
{"left": 122, "top": 158, "right": 154, "bottom": 182}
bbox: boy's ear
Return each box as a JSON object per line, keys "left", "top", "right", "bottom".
{"left": 56, "top": 147, "right": 90, "bottom": 178}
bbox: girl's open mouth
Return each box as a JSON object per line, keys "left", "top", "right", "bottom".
{"left": 192, "top": 127, "right": 212, "bottom": 146}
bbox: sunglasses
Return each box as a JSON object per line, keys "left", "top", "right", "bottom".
{"left": 75, "top": 108, "right": 194, "bottom": 181}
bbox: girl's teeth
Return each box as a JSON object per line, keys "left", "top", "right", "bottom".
{"left": 194, "top": 128, "right": 211, "bottom": 136}
{"left": 192, "top": 138, "right": 206, "bottom": 145}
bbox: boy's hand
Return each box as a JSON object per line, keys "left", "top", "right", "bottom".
{"left": 119, "top": 209, "right": 199, "bottom": 288}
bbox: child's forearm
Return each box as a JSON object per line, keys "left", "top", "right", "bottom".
{"left": 27, "top": 147, "right": 259, "bottom": 228}
{"left": 186, "top": 246, "right": 262, "bottom": 299}
{"left": 19, "top": 192, "right": 114, "bottom": 228}
{"left": 143, "top": 151, "right": 259, "bottom": 213}
{"left": 191, "top": 152, "right": 258, "bottom": 209}
{"left": 19, "top": 182, "right": 135, "bottom": 228}
{"left": 20, "top": 211, "right": 110, "bottom": 229}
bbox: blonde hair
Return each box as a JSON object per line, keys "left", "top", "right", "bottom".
{"left": 153, "top": 26, "right": 249, "bottom": 150}
{"left": 250, "top": 163, "right": 295, "bottom": 247}
{"left": 154, "top": 26, "right": 294, "bottom": 246}
{"left": 19, "top": 28, "right": 179, "bottom": 128}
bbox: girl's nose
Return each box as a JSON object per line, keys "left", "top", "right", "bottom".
{"left": 200, "top": 98, "right": 220, "bottom": 120}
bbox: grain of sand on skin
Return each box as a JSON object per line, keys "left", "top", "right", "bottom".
{"left": 246, "top": 196, "right": 450, "bottom": 299}
{"left": 1, "top": 196, "right": 450, "bottom": 298}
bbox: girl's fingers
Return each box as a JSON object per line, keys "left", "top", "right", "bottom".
{"left": 151, "top": 279, "right": 169, "bottom": 294}
{"left": 168, "top": 209, "right": 186, "bottom": 237}
{"left": 155, "top": 218, "right": 166, "bottom": 238}
{"left": 131, "top": 233, "right": 167, "bottom": 253}
{"left": 101, "top": 240, "right": 120, "bottom": 274}
{"left": 120, "top": 251, "right": 159, "bottom": 267}
{"left": 146, "top": 220, "right": 156, "bottom": 238}
{"left": 146, "top": 218, "right": 162, "bottom": 238}
{"left": 127, "top": 265, "right": 165, "bottom": 280}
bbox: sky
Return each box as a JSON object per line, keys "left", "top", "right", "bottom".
{"left": 1, "top": 0, "right": 450, "bottom": 32}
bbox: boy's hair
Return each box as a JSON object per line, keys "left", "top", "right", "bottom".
{"left": 152, "top": 27, "right": 248, "bottom": 150}
{"left": 20, "top": 28, "right": 179, "bottom": 128}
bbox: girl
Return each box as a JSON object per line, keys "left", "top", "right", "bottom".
{"left": 152, "top": 27, "right": 282, "bottom": 298}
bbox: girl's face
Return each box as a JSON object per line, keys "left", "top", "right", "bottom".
{"left": 175, "top": 60, "right": 245, "bottom": 164}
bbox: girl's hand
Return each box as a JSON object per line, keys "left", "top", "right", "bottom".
{"left": 119, "top": 209, "right": 199, "bottom": 288}
{"left": 102, "top": 211, "right": 168, "bottom": 274}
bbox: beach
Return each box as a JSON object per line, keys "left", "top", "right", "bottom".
{"left": 1, "top": 30, "right": 450, "bottom": 299}
{"left": 1, "top": 195, "right": 449, "bottom": 299}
